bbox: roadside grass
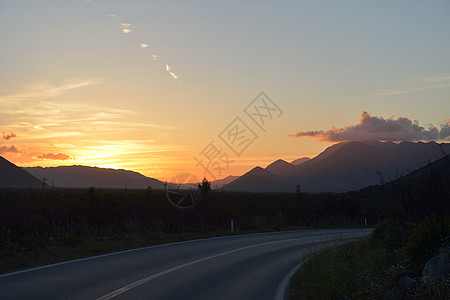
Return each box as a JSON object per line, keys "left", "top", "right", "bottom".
{"left": 290, "top": 237, "right": 409, "bottom": 299}
{"left": 290, "top": 236, "right": 450, "bottom": 299}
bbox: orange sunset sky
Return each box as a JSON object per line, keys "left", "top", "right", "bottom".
{"left": 1, "top": 0, "right": 449, "bottom": 182}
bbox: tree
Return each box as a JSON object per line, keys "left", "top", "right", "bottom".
{"left": 198, "top": 177, "right": 211, "bottom": 194}
{"left": 145, "top": 185, "right": 153, "bottom": 198}
{"left": 295, "top": 184, "right": 301, "bottom": 196}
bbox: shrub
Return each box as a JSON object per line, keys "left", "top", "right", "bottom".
{"left": 405, "top": 215, "right": 442, "bottom": 264}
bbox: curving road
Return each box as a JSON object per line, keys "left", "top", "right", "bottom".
{"left": 0, "top": 228, "right": 372, "bottom": 300}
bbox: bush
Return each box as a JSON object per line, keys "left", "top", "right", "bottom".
{"left": 373, "top": 218, "right": 411, "bottom": 252}
{"left": 406, "top": 215, "right": 445, "bottom": 264}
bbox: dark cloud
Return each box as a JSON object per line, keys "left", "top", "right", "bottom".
{"left": 37, "top": 153, "right": 71, "bottom": 160}
{"left": 2, "top": 131, "right": 17, "bottom": 140}
{"left": 289, "top": 111, "right": 449, "bottom": 142}
{"left": 440, "top": 119, "right": 450, "bottom": 141}
{"left": 0, "top": 145, "right": 19, "bottom": 154}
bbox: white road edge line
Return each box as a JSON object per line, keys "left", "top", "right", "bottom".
{"left": 274, "top": 259, "right": 307, "bottom": 300}
{"left": 96, "top": 232, "right": 369, "bottom": 300}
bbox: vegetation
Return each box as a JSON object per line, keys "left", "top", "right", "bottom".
{"left": 291, "top": 238, "right": 399, "bottom": 299}
{"left": 0, "top": 184, "right": 366, "bottom": 274}
{"left": 290, "top": 156, "right": 450, "bottom": 299}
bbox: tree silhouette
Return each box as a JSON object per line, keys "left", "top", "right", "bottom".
{"left": 198, "top": 177, "right": 211, "bottom": 194}
{"left": 295, "top": 184, "right": 301, "bottom": 195}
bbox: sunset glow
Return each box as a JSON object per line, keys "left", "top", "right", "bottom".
{"left": 1, "top": 0, "right": 449, "bottom": 182}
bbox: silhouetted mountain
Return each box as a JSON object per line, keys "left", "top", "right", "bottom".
{"left": 289, "top": 141, "right": 382, "bottom": 191}
{"left": 290, "top": 157, "right": 311, "bottom": 166}
{"left": 24, "top": 166, "right": 165, "bottom": 189}
{"left": 362, "top": 139, "right": 396, "bottom": 150}
{"left": 223, "top": 141, "right": 450, "bottom": 193}
{"left": 224, "top": 166, "right": 294, "bottom": 192}
{"left": 211, "top": 175, "right": 240, "bottom": 189}
{"left": 298, "top": 141, "right": 351, "bottom": 169}
{"left": 0, "top": 156, "right": 42, "bottom": 188}
{"left": 400, "top": 153, "right": 450, "bottom": 180}
{"left": 358, "top": 154, "right": 450, "bottom": 201}
{"left": 265, "top": 159, "right": 295, "bottom": 176}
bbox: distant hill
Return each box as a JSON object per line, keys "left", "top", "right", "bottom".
{"left": 0, "top": 156, "right": 42, "bottom": 188}
{"left": 224, "top": 141, "right": 450, "bottom": 193}
{"left": 211, "top": 175, "right": 240, "bottom": 189}
{"left": 288, "top": 141, "right": 382, "bottom": 192}
{"left": 290, "top": 157, "right": 311, "bottom": 166}
{"left": 24, "top": 165, "right": 165, "bottom": 189}
{"left": 358, "top": 154, "right": 450, "bottom": 201}
{"left": 400, "top": 154, "right": 450, "bottom": 181}
{"left": 265, "top": 159, "right": 296, "bottom": 176}
{"left": 224, "top": 167, "right": 293, "bottom": 193}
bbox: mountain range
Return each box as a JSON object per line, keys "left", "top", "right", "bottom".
{"left": 0, "top": 156, "right": 42, "bottom": 188}
{"left": 24, "top": 165, "right": 165, "bottom": 189}
{"left": 1, "top": 140, "right": 448, "bottom": 192}
{"left": 223, "top": 140, "right": 450, "bottom": 193}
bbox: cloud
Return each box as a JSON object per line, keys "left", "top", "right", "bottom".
{"left": 1, "top": 86, "right": 170, "bottom": 138}
{"left": 0, "top": 78, "right": 99, "bottom": 104}
{"left": 379, "top": 89, "right": 413, "bottom": 96}
{"left": 37, "top": 153, "right": 72, "bottom": 160}
{"left": 152, "top": 54, "right": 158, "bottom": 61}
{"left": 289, "top": 111, "right": 450, "bottom": 142}
{"left": 423, "top": 74, "right": 450, "bottom": 82}
{"left": 0, "top": 76, "right": 176, "bottom": 167}
{"left": 120, "top": 23, "right": 131, "bottom": 34}
{"left": 379, "top": 74, "right": 450, "bottom": 96}
{"left": 140, "top": 43, "right": 148, "bottom": 49}
{"left": 0, "top": 145, "right": 19, "bottom": 154}
{"left": 379, "top": 84, "right": 450, "bottom": 96}
{"left": 166, "top": 64, "right": 179, "bottom": 80}
{"left": 440, "top": 119, "right": 450, "bottom": 141}
{"left": 107, "top": 14, "right": 116, "bottom": 17}
{"left": 2, "top": 131, "right": 16, "bottom": 140}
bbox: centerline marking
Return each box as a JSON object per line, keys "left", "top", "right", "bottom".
{"left": 96, "top": 231, "right": 368, "bottom": 299}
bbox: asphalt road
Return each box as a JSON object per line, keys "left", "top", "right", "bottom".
{"left": 0, "top": 228, "right": 372, "bottom": 300}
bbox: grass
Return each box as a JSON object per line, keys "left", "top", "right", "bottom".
{"left": 289, "top": 238, "right": 408, "bottom": 299}
{"left": 289, "top": 236, "right": 450, "bottom": 299}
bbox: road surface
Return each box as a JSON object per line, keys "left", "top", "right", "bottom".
{"left": 0, "top": 228, "right": 372, "bottom": 300}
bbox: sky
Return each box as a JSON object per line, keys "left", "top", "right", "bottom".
{"left": 1, "top": 0, "right": 449, "bottom": 182}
